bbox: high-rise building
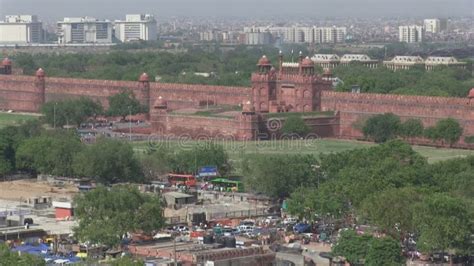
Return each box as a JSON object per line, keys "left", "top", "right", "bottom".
{"left": 399, "top": 25, "right": 424, "bottom": 43}
{"left": 57, "top": 17, "right": 112, "bottom": 44}
{"left": 313, "top": 27, "right": 346, "bottom": 44}
{"left": 114, "top": 14, "right": 157, "bottom": 42}
{"left": 246, "top": 32, "right": 272, "bottom": 45}
{"left": 0, "top": 15, "right": 43, "bottom": 44}
{"left": 282, "top": 26, "right": 346, "bottom": 44}
{"left": 424, "top": 19, "right": 440, "bottom": 33}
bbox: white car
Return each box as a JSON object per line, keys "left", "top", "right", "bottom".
{"left": 283, "top": 217, "right": 298, "bottom": 225}
{"left": 174, "top": 225, "right": 189, "bottom": 233}
{"left": 238, "top": 225, "right": 254, "bottom": 233}
{"left": 264, "top": 216, "right": 281, "bottom": 224}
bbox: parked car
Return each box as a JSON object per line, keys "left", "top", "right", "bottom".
{"left": 238, "top": 224, "right": 254, "bottom": 233}
{"left": 174, "top": 225, "right": 189, "bottom": 233}
{"left": 283, "top": 217, "right": 298, "bottom": 225}
{"left": 264, "top": 216, "right": 281, "bottom": 224}
{"left": 221, "top": 227, "right": 240, "bottom": 236}
{"left": 293, "top": 223, "right": 311, "bottom": 234}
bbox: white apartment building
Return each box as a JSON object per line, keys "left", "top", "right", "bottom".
{"left": 246, "top": 31, "right": 272, "bottom": 45}
{"left": 285, "top": 26, "right": 346, "bottom": 44}
{"left": 315, "top": 27, "right": 346, "bottom": 43}
{"left": 399, "top": 25, "right": 424, "bottom": 43}
{"left": 284, "top": 27, "right": 305, "bottom": 43}
{"left": 424, "top": 19, "right": 440, "bottom": 33}
{"left": 0, "top": 15, "right": 43, "bottom": 44}
{"left": 57, "top": 17, "right": 112, "bottom": 44}
{"left": 114, "top": 14, "right": 157, "bottom": 42}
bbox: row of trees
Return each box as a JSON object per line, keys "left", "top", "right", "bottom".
{"left": 333, "top": 63, "right": 473, "bottom": 97}
{"left": 14, "top": 46, "right": 472, "bottom": 97}
{"left": 244, "top": 140, "right": 473, "bottom": 260}
{"left": 0, "top": 125, "right": 144, "bottom": 183}
{"left": 362, "top": 113, "right": 463, "bottom": 145}
{"left": 0, "top": 119, "right": 232, "bottom": 183}
{"left": 14, "top": 46, "right": 280, "bottom": 87}
{"left": 140, "top": 142, "right": 231, "bottom": 179}
{"left": 40, "top": 91, "right": 147, "bottom": 128}
{"left": 288, "top": 141, "right": 472, "bottom": 260}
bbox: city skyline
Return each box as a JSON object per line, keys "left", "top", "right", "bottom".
{"left": 0, "top": 0, "right": 472, "bottom": 21}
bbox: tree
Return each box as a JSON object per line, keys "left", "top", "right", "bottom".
{"left": 280, "top": 115, "right": 311, "bottom": 137}
{"left": 332, "top": 229, "right": 372, "bottom": 264}
{"left": 73, "top": 138, "right": 143, "bottom": 184}
{"left": 287, "top": 182, "right": 347, "bottom": 221}
{"left": 360, "top": 187, "right": 425, "bottom": 239}
{"left": 333, "top": 230, "right": 403, "bottom": 265}
{"left": 73, "top": 185, "right": 164, "bottom": 247}
{"left": 433, "top": 118, "right": 463, "bottom": 146}
{"left": 0, "top": 120, "right": 43, "bottom": 175}
{"left": 414, "top": 193, "right": 472, "bottom": 254}
{"left": 0, "top": 137, "right": 13, "bottom": 176}
{"left": 365, "top": 237, "right": 404, "bottom": 266}
{"left": 169, "top": 143, "right": 230, "bottom": 175}
{"left": 0, "top": 244, "right": 45, "bottom": 266}
{"left": 41, "top": 97, "right": 103, "bottom": 128}
{"left": 139, "top": 146, "right": 172, "bottom": 180}
{"left": 244, "top": 154, "right": 318, "bottom": 198}
{"left": 362, "top": 113, "right": 401, "bottom": 143}
{"left": 399, "top": 118, "right": 424, "bottom": 139}
{"left": 107, "top": 90, "right": 147, "bottom": 120}
{"left": 15, "top": 130, "right": 83, "bottom": 176}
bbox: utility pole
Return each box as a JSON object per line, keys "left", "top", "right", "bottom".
{"left": 128, "top": 106, "right": 132, "bottom": 141}
{"left": 53, "top": 102, "right": 57, "bottom": 129}
{"left": 173, "top": 234, "right": 177, "bottom": 266}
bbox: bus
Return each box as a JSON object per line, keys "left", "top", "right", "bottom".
{"left": 210, "top": 178, "right": 243, "bottom": 192}
{"left": 168, "top": 174, "right": 197, "bottom": 187}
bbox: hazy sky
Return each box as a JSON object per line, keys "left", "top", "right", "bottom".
{"left": 0, "top": 0, "right": 472, "bottom": 21}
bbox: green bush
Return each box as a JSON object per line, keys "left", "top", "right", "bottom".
{"left": 362, "top": 113, "right": 401, "bottom": 143}
{"left": 464, "top": 135, "right": 474, "bottom": 143}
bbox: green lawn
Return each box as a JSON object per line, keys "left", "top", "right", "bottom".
{"left": 0, "top": 112, "right": 40, "bottom": 128}
{"left": 133, "top": 138, "right": 474, "bottom": 172}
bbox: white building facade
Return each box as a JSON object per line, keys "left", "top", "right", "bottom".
{"left": 0, "top": 15, "right": 43, "bottom": 44}
{"left": 399, "top": 25, "right": 424, "bottom": 43}
{"left": 423, "top": 19, "right": 440, "bottom": 33}
{"left": 114, "top": 14, "right": 157, "bottom": 42}
{"left": 57, "top": 17, "right": 112, "bottom": 44}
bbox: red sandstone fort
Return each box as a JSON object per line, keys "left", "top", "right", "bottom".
{"left": 0, "top": 56, "right": 473, "bottom": 147}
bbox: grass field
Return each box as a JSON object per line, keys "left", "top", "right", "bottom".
{"left": 0, "top": 112, "right": 40, "bottom": 128}
{"left": 133, "top": 138, "right": 474, "bottom": 169}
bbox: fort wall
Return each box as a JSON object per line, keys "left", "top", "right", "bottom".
{"left": 321, "top": 91, "right": 474, "bottom": 141}
{"left": 0, "top": 74, "right": 473, "bottom": 146}
{"left": 0, "top": 75, "right": 251, "bottom": 112}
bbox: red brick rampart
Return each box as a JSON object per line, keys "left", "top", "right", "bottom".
{"left": 0, "top": 75, "right": 43, "bottom": 112}
{"left": 321, "top": 91, "right": 474, "bottom": 141}
{"left": 0, "top": 74, "right": 473, "bottom": 146}
{"left": 150, "top": 82, "right": 250, "bottom": 109}
{"left": 0, "top": 75, "right": 250, "bottom": 111}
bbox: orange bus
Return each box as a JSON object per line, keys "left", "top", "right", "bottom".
{"left": 168, "top": 174, "right": 197, "bottom": 187}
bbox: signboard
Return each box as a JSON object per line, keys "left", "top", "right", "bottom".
{"left": 0, "top": 210, "right": 31, "bottom": 217}
{"left": 198, "top": 166, "right": 218, "bottom": 177}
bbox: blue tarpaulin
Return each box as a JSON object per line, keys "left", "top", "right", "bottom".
{"left": 11, "top": 244, "right": 81, "bottom": 264}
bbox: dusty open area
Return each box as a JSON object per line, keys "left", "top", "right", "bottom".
{"left": 0, "top": 179, "right": 78, "bottom": 201}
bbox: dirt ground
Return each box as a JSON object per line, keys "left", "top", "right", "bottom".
{"left": 0, "top": 179, "right": 78, "bottom": 201}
